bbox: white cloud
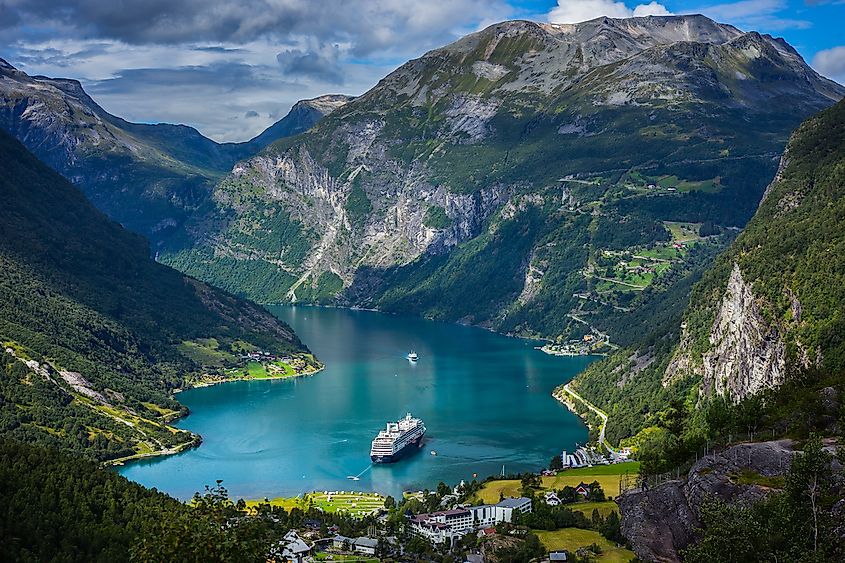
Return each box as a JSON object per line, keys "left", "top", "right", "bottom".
{"left": 548, "top": 0, "right": 672, "bottom": 24}
{"left": 633, "top": 2, "right": 672, "bottom": 16}
{"left": 812, "top": 46, "right": 845, "bottom": 84}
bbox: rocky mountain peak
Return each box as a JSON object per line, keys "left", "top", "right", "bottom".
{"left": 293, "top": 94, "right": 354, "bottom": 115}
{"left": 365, "top": 14, "right": 842, "bottom": 105}
{"left": 0, "top": 57, "right": 18, "bottom": 73}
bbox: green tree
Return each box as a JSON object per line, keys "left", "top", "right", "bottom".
{"left": 600, "top": 510, "right": 623, "bottom": 544}
{"left": 436, "top": 481, "right": 451, "bottom": 497}
{"left": 786, "top": 434, "right": 833, "bottom": 553}
{"left": 587, "top": 481, "right": 606, "bottom": 502}
{"left": 384, "top": 495, "right": 396, "bottom": 509}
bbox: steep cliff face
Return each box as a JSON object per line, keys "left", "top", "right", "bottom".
{"left": 663, "top": 263, "right": 789, "bottom": 401}
{"left": 699, "top": 264, "right": 787, "bottom": 400}
{"left": 163, "top": 15, "right": 843, "bottom": 342}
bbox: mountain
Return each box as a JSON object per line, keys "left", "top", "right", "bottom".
{"left": 572, "top": 97, "right": 845, "bottom": 445}
{"left": 160, "top": 15, "right": 844, "bottom": 347}
{"left": 247, "top": 94, "right": 354, "bottom": 148}
{"left": 0, "top": 58, "right": 348, "bottom": 243}
{"left": 0, "top": 128, "right": 316, "bottom": 462}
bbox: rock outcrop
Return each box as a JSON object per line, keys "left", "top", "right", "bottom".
{"left": 700, "top": 263, "right": 787, "bottom": 401}
{"left": 618, "top": 481, "right": 699, "bottom": 563}
{"left": 620, "top": 440, "right": 795, "bottom": 562}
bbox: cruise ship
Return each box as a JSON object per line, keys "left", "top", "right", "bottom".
{"left": 370, "top": 413, "right": 426, "bottom": 463}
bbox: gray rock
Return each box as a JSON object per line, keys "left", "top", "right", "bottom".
{"left": 620, "top": 440, "right": 795, "bottom": 562}
{"left": 619, "top": 481, "right": 698, "bottom": 563}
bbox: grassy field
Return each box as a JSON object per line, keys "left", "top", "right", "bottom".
{"left": 222, "top": 360, "right": 298, "bottom": 380}
{"left": 315, "top": 553, "right": 378, "bottom": 563}
{"left": 569, "top": 501, "right": 621, "bottom": 518}
{"left": 245, "top": 491, "right": 385, "bottom": 517}
{"left": 663, "top": 221, "right": 703, "bottom": 243}
{"left": 635, "top": 246, "right": 681, "bottom": 260}
{"left": 474, "top": 462, "right": 640, "bottom": 503}
{"left": 654, "top": 174, "right": 721, "bottom": 193}
{"left": 534, "top": 528, "right": 635, "bottom": 562}
{"left": 176, "top": 338, "right": 235, "bottom": 366}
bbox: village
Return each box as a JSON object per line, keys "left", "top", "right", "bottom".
{"left": 262, "top": 453, "right": 640, "bottom": 563}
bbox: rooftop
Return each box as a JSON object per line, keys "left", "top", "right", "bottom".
{"left": 354, "top": 537, "right": 379, "bottom": 548}
{"left": 496, "top": 497, "right": 531, "bottom": 508}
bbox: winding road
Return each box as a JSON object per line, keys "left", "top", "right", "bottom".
{"left": 562, "top": 383, "right": 614, "bottom": 454}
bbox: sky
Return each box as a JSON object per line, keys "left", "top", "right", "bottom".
{"left": 2, "top": 0, "right": 843, "bottom": 142}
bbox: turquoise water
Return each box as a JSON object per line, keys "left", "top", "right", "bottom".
{"left": 117, "top": 306, "right": 594, "bottom": 499}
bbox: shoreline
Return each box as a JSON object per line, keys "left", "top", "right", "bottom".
{"left": 266, "top": 301, "right": 550, "bottom": 346}
{"left": 536, "top": 344, "right": 606, "bottom": 357}
{"left": 553, "top": 383, "right": 613, "bottom": 453}
{"left": 105, "top": 435, "right": 201, "bottom": 467}
{"left": 111, "top": 362, "right": 326, "bottom": 469}
{"left": 176, "top": 364, "right": 326, "bottom": 393}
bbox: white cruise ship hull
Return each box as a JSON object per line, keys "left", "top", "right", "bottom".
{"left": 370, "top": 432, "right": 425, "bottom": 463}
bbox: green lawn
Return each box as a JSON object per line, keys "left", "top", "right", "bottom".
{"left": 653, "top": 174, "right": 721, "bottom": 193}
{"left": 245, "top": 491, "right": 385, "bottom": 517}
{"left": 474, "top": 463, "right": 638, "bottom": 504}
{"left": 663, "top": 221, "right": 703, "bottom": 243}
{"left": 176, "top": 338, "right": 235, "bottom": 366}
{"left": 636, "top": 246, "right": 681, "bottom": 260}
{"left": 569, "top": 501, "right": 620, "bottom": 518}
{"left": 315, "top": 553, "right": 378, "bottom": 563}
{"left": 222, "top": 359, "right": 299, "bottom": 380}
{"left": 246, "top": 361, "right": 267, "bottom": 377}
{"left": 534, "top": 528, "right": 635, "bottom": 562}
{"left": 557, "top": 462, "right": 640, "bottom": 476}
{"left": 267, "top": 361, "right": 297, "bottom": 377}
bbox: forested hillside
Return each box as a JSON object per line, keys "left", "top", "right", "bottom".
{"left": 0, "top": 130, "right": 313, "bottom": 461}
{"left": 571, "top": 98, "right": 845, "bottom": 450}
{"left": 1, "top": 439, "right": 375, "bottom": 562}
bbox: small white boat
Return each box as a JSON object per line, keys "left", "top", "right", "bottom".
{"left": 347, "top": 476, "right": 361, "bottom": 481}
{"left": 407, "top": 351, "right": 419, "bottom": 361}
{"left": 430, "top": 450, "right": 437, "bottom": 456}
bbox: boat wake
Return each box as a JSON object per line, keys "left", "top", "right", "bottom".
{"left": 348, "top": 465, "right": 371, "bottom": 480}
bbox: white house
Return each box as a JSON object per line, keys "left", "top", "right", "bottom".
{"left": 273, "top": 530, "right": 311, "bottom": 563}
{"left": 411, "top": 498, "right": 532, "bottom": 545}
{"left": 353, "top": 537, "right": 378, "bottom": 556}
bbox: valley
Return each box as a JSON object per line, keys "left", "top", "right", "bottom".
{"left": 1, "top": 8, "right": 844, "bottom": 563}
{"left": 154, "top": 16, "right": 843, "bottom": 363}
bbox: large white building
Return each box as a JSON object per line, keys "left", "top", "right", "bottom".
{"left": 410, "top": 497, "right": 532, "bottom": 545}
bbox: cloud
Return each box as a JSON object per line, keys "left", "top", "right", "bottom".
{"left": 276, "top": 42, "right": 344, "bottom": 84}
{"left": 0, "top": 0, "right": 516, "bottom": 141}
{"left": 0, "top": 0, "right": 510, "bottom": 56}
{"left": 812, "top": 46, "right": 845, "bottom": 83}
{"left": 633, "top": 2, "right": 672, "bottom": 16}
{"left": 244, "top": 110, "right": 259, "bottom": 118}
{"left": 548, "top": 0, "right": 672, "bottom": 24}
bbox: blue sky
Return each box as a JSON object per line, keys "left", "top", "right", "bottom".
{"left": 2, "top": 0, "right": 842, "bottom": 141}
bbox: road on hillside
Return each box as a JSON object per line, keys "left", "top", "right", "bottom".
{"left": 563, "top": 383, "right": 614, "bottom": 454}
